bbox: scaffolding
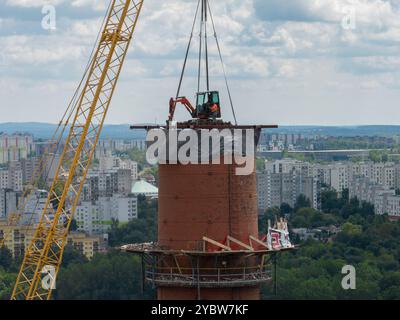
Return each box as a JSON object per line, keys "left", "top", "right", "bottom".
{"left": 121, "top": 236, "right": 294, "bottom": 293}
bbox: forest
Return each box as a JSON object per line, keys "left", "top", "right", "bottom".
{"left": 261, "top": 191, "right": 400, "bottom": 299}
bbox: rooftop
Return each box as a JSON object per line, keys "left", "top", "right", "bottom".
{"left": 131, "top": 179, "right": 158, "bottom": 195}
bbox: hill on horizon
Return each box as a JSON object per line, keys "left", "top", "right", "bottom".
{"left": 0, "top": 122, "right": 399, "bottom": 139}
{"left": 0, "top": 122, "right": 147, "bottom": 140}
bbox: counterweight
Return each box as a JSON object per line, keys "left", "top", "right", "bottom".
{"left": 11, "top": 0, "right": 144, "bottom": 300}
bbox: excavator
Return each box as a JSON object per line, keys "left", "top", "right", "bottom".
{"left": 168, "top": 91, "right": 221, "bottom": 122}
{"left": 2, "top": 0, "right": 234, "bottom": 300}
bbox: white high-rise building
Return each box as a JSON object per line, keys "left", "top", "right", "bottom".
{"left": 84, "top": 168, "right": 133, "bottom": 201}
{"left": 98, "top": 156, "right": 138, "bottom": 181}
{"left": 265, "top": 159, "right": 312, "bottom": 176}
{"left": 99, "top": 156, "right": 116, "bottom": 171}
{"left": 330, "top": 164, "right": 349, "bottom": 192}
{"left": 118, "top": 159, "right": 138, "bottom": 181}
{"left": 23, "top": 190, "right": 53, "bottom": 224}
{"left": 75, "top": 195, "right": 138, "bottom": 234}
{"left": 0, "top": 168, "right": 23, "bottom": 192}
{"left": 257, "top": 169, "right": 319, "bottom": 212}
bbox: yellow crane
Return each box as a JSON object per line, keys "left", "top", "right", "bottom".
{"left": 10, "top": 0, "right": 144, "bottom": 300}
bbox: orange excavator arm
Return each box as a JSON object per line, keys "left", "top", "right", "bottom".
{"left": 169, "top": 97, "right": 196, "bottom": 121}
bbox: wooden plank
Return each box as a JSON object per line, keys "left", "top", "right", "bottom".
{"left": 227, "top": 236, "right": 254, "bottom": 251}
{"left": 202, "top": 236, "right": 232, "bottom": 251}
{"left": 173, "top": 254, "right": 182, "bottom": 274}
{"left": 249, "top": 235, "right": 269, "bottom": 249}
{"left": 260, "top": 254, "right": 265, "bottom": 272}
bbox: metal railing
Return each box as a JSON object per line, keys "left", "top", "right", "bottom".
{"left": 145, "top": 266, "right": 272, "bottom": 288}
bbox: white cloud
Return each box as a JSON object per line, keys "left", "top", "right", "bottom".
{"left": 71, "top": 0, "right": 108, "bottom": 11}
{"left": 5, "top": 0, "right": 64, "bottom": 7}
{"left": 1, "top": 0, "right": 400, "bottom": 125}
{"left": 5, "top": 0, "right": 108, "bottom": 10}
{"left": 69, "top": 18, "right": 102, "bottom": 37}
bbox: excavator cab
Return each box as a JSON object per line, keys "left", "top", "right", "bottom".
{"left": 196, "top": 91, "right": 221, "bottom": 119}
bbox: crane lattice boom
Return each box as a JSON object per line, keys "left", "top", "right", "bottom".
{"left": 11, "top": 0, "right": 144, "bottom": 300}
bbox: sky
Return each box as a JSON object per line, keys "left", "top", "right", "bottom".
{"left": 1, "top": 0, "right": 400, "bottom": 126}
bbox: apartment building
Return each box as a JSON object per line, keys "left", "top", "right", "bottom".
{"left": 95, "top": 139, "right": 147, "bottom": 159}
{"left": 23, "top": 189, "right": 53, "bottom": 224}
{"left": 0, "top": 220, "right": 34, "bottom": 257}
{"left": 259, "top": 159, "right": 400, "bottom": 219}
{"left": 350, "top": 177, "right": 400, "bottom": 219}
{"left": 0, "top": 189, "right": 19, "bottom": 219}
{"left": 349, "top": 176, "right": 386, "bottom": 204}
{"left": 75, "top": 195, "right": 137, "bottom": 234}
{"left": 99, "top": 156, "right": 138, "bottom": 181}
{"left": 83, "top": 168, "right": 133, "bottom": 201}
{"left": 67, "top": 232, "right": 108, "bottom": 259}
{"left": 118, "top": 158, "right": 138, "bottom": 181}
{"left": 10, "top": 158, "right": 41, "bottom": 184}
{"left": 273, "top": 160, "right": 400, "bottom": 193}
{"left": 257, "top": 168, "right": 318, "bottom": 212}
{"left": 330, "top": 163, "right": 349, "bottom": 192}
{"left": 0, "top": 220, "right": 107, "bottom": 259}
{"left": 0, "top": 167, "right": 23, "bottom": 192}
{"left": 265, "top": 159, "right": 312, "bottom": 176}
{"left": 381, "top": 195, "right": 400, "bottom": 219}
{"left": 0, "top": 134, "right": 34, "bottom": 164}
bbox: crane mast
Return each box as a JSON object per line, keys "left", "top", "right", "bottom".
{"left": 11, "top": 0, "right": 144, "bottom": 300}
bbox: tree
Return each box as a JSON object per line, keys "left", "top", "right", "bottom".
{"left": 127, "top": 148, "right": 147, "bottom": 171}
{"left": 321, "top": 190, "right": 344, "bottom": 213}
{"left": 295, "top": 195, "right": 311, "bottom": 212}
{"left": 380, "top": 272, "right": 400, "bottom": 299}
{"left": 61, "top": 245, "right": 88, "bottom": 268}
{"left": 280, "top": 203, "right": 293, "bottom": 214}
{"left": 343, "top": 222, "right": 362, "bottom": 235}
{"left": 0, "top": 247, "right": 14, "bottom": 272}
{"left": 55, "top": 250, "right": 153, "bottom": 300}
{"left": 369, "top": 150, "right": 382, "bottom": 163}
{"left": 360, "top": 201, "right": 374, "bottom": 216}
{"left": 341, "top": 188, "right": 350, "bottom": 202}
{"left": 0, "top": 271, "right": 16, "bottom": 300}
{"left": 109, "top": 197, "right": 157, "bottom": 246}
{"left": 256, "top": 158, "right": 265, "bottom": 171}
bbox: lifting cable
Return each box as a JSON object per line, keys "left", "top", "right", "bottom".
{"left": 197, "top": 0, "right": 204, "bottom": 94}
{"left": 175, "top": 0, "right": 238, "bottom": 125}
{"left": 204, "top": 0, "right": 210, "bottom": 92}
{"left": 207, "top": 0, "right": 238, "bottom": 125}
{"left": 176, "top": 0, "right": 201, "bottom": 99}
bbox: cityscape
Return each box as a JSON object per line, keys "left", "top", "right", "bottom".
{"left": 1, "top": 126, "right": 400, "bottom": 301}
{"left": 1, "top": 0, "right": 400, "bottom": 313}
{"left": 0, "top": 132, "right": 153, "bottom": 259}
